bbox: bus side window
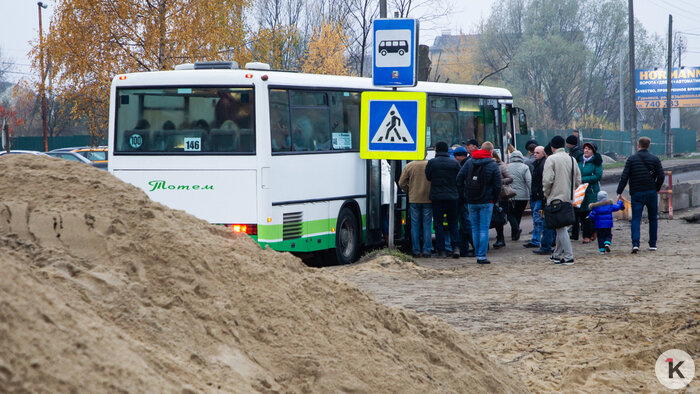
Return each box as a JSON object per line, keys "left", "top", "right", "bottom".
{"left": 289, "top": 90, "right": 330, "bottom": 152}
{"left": 458, "top": 98, "right": 479, "bottom": 143}
{"left": 429, "top": 96, "right": 458, "bottom": 146}
{"left": 270, "top": 89, "right": 291, "bottom": 152}
{"left": 481, "top": 101, "right": 497, "bottom": 144}
{"left": 330, "top": 91, "right": 360, "bottom": 150}
{"left": 291, "top": 110, "right": 330, "bottom": 151}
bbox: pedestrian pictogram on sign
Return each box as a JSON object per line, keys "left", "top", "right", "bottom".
{"left": 360, "top": 91, "right": 426, "bottom": 160}
{"left": 371, "top": 105, "right": 415, "bottom": 144}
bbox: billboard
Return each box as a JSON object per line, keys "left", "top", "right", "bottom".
{"left": 635, "top": 67, "right": 700, "bottom": 108}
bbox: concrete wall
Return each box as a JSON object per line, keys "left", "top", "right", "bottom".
{"left": 659, "top": 180, "right": 700, "bottom": 213}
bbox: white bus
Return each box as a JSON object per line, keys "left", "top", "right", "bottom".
{"left": 108, "top": 62, "right": 527, "bottom": 264}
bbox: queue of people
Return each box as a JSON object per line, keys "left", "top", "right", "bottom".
{"left": 397, "top": 135, "right": 665, "bottom": 266}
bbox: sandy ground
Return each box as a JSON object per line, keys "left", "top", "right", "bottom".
{"left": 332, "top": 209, "right": 700, "bottom": 392}
{"left": 0, "top": 155, "right": 528, "bottom": 393}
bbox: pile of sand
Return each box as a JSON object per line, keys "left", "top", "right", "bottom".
{"left": 0, "top": 155, "right": 525, "bottom": 393}
{"left": 337, "top": 254, "right": 454, "bottom": 279}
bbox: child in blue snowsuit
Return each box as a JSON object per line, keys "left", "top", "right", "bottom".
{"left": 588, "top": 191, "right": 624, "bottom": 254}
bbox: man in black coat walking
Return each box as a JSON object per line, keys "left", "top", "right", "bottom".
{"left": 616, "top": 137, "right": 665, "bottom": 253}
{"left": 425, "top": 141, "right": 461, "bottom": 258}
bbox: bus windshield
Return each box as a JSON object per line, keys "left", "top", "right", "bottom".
{"left": 114, "top": 87, "right": 255, "bottom": 154}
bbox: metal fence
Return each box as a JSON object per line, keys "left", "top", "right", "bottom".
{"left": 515, "top": 128, "right": 697, "bottom": 157}
{"left": 7, "top": 135, "right": 107, "bottom": 151}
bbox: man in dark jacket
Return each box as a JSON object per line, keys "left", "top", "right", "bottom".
{"left": 532, "top": 144, "right": 556, "bottom": 255}
{"left": 456, "top": 148, "right": 502, "bottom": 264}
{"left": 616, "top": 137, "right": 665, "bottom": 253}
{"left": 453, "top": 146, "right": 474, "bottom": 257}
{"left": 567, "top": 135, "right": 582, "bottom": 159}
{"left": 524, "top": 145, "right": 546, "bottom": 249}
{"left": 524, "top": 139, "right": 538, "bottom": 173}
{"left": 425, "top": 141, "right": 461, "bottom": 258}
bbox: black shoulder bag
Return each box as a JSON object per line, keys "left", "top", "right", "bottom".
{"left": 544, "top": 157, "right": 576, "bottom": 229}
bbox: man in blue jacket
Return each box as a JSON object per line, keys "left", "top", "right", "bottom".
{"left": 456, "top": 147, "right": 502, "bottom": 264}
{"left": 425, "top": 141, "right": 461, "bottom": 258}
{"left": 616, "top": 137, "right": 665, "bottom": 253}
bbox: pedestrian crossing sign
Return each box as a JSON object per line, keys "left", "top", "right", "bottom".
{"left": 360, "top": 91, "right": 426, "bottom": 160}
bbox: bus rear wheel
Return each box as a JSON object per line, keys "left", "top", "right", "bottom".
{"left": 333, "top": 207, "right": 359, "bottom": 265}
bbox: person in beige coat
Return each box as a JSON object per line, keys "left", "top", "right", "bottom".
{"left": 399, "top": 154, "right": 432, "bottom": 257}
{"left": 542, "top": 136, "right": 582, "bottom": 265}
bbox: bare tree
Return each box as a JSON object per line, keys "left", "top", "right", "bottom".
{"left": 343, "top": 0, "right": 377, "bottom": 76}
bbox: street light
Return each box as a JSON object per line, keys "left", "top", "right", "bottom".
{"left": 38, "top": 1, "right": 48, "bottom": 152}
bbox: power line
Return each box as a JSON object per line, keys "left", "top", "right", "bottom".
{"left": 5, "top": 70, "right": 34, "bottom": 75}
{"left": 678, "top": 31, "right": 700, "bottom": 37}
{"left": 653, "top": 0, "right": 700, "bottom": 22}
{"left": 0, "top": 62, "right": 32, "bottom": 67}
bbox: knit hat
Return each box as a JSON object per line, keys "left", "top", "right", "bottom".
{"left": 525, "top": 139, "right": 538, "bottom": 152}
{"left": 453, "top": 146, "right": 468, "bottom": 156}
{"left": 544, "top": 144, "right": 553, "bottom": 156}
{"left": 597, "top": 190, "right": 608, "bottom": 201}
{"left": 435, "top": 141, "right": 449, "bottom": 153}
{"left": 550, "top": 136, "right": 565, "bottom": 149}
{"left": 583, "top": 142, "right": 597, "bottom": 153}
{"left": 465, "top": 139, "right": 479, "bottom": 148}
{"left": 566, "top": 135, "right": 579, "bottom": 146}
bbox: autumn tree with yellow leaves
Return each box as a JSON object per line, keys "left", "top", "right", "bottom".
{"left": 301, "top": 21, "right": 349, "bottom": 76}
{"left": 34, "top": 0, "right": 249, "bottom": 139}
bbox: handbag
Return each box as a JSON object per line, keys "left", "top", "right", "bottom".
{"left": 500, "top": 184, "right": 517, "bottom": 200}
{"left": 544, "top": 158, "right": 576, "bottom": 229}
{"left": 490, "top": 204, "right": 506, "bottom": 227}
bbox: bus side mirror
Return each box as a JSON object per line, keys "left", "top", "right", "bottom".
{"left": 517, "top": 109, "right": 528, "bottom": 135}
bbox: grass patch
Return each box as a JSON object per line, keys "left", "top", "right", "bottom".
{"left": 359, "top": 247, "right": 416, "bottom": 264}
{"left": 603, "top": 162, "right": 626, "bottom": 170}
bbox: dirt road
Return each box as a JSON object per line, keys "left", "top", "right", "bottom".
{"left": 332, "top": 208, "right": 700, "bottom": 392}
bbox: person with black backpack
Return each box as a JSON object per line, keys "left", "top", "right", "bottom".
{"left": 456, "top": 147, "right": 502, "bottom": 264}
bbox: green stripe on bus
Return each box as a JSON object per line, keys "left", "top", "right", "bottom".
{"left": 258, "top": 233, "right": 336, "bottom": 253}
{"left": 257, "top": 215, "right": 367, "bottom": 240}
{"left": 255, "top": 214, "right": 368, "bottom": 253}
{"left": 258, "top": 218, "right": 334, "bottom": 240}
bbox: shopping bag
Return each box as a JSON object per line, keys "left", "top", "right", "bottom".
{"left": 573, "top": 183, "right": 589, "bottom": 209}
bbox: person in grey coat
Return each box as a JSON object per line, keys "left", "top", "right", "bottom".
{"left": 543, "top": 136, "right": 582, "bottom": 265}
{"left": 507, "top": 151, "right": 532, "bottom": 241}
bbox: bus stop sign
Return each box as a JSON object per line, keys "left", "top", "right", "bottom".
{"left": 360, "top": 91, "right": 426, "bottom": 160}
{"left": 372, "top": 18, "right": 418, "bottom": 87}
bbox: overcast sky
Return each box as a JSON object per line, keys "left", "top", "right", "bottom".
{"left": 3, "top": 0, "right": 700, "bottom": 83}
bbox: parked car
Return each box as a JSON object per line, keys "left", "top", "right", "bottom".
{"left": 49, "top": 146, "right": 107, "bottom": 169}
{"left": 0, "top": 150, "right": 47, "bottom": 156}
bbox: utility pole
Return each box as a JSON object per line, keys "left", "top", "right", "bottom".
{"left": 628, "top": 0, "right": 637, "bottom": 156}
{"left": 2, "top": 118, "right": 9, "bottom": 153}
{"left": 666, "top": 15, "right": 673, "bottom": 157}
{"left": 379, "top": 0, "right": 394, "bottom": 249}
{"left": 619, "top": 50, "right": 625, "bottom": 132}
{"left": 38, "top": 1, "right": 49, "bottom": 152}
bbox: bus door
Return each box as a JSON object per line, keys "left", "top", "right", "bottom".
{"left": 498, "top": 100, "right": 512, "bottom": 162}
{"left": 515, "top": 107, "right": 529, "bottom": 139}
{"left": 366, "top": 159, "right": 383, "bottom": 245}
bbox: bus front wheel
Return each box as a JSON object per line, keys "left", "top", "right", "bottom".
{"left": 334, "top": 207, "right": 359, "bottom": 265}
